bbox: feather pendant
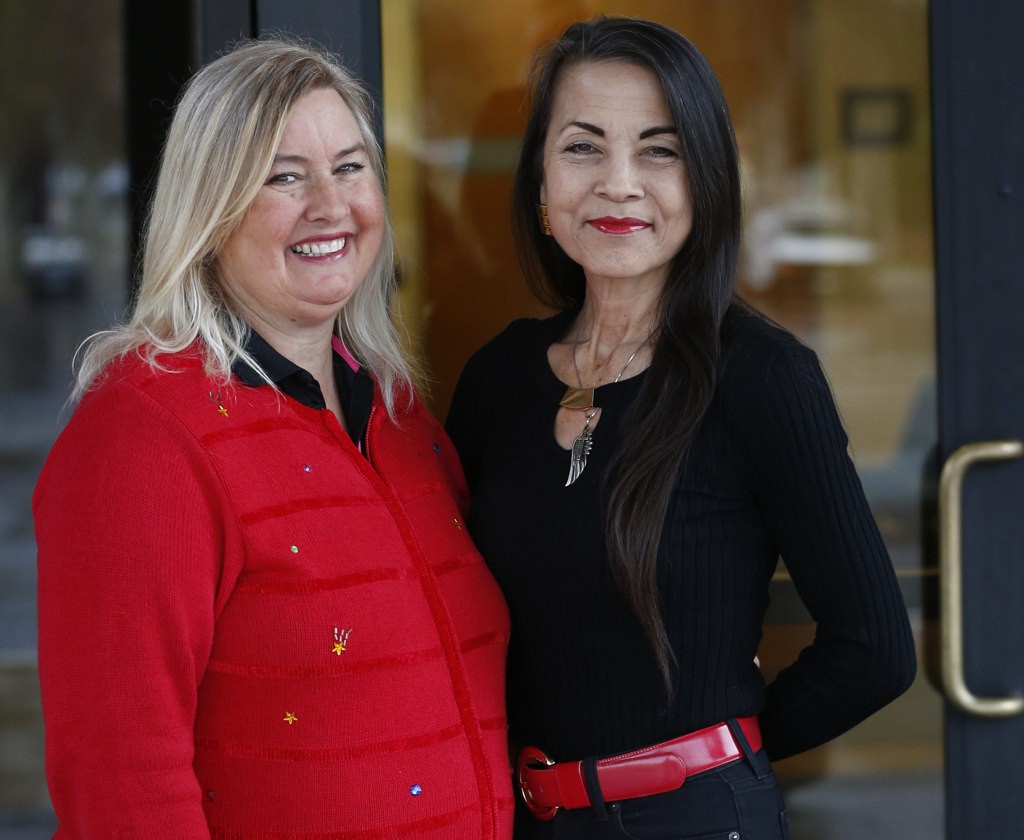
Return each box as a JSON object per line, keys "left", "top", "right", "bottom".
{"left": 565, "top": 422, "right": 593, "bottom": 486}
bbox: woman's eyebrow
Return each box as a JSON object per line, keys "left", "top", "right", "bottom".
{"left": 271, "top": 144, "right": 366, "bottom": 165}
{"left": 639, "top": 126, "right": 677, "bottom": 139}
{"left": 561, "top": 122, "right": 677, "bottom": 140}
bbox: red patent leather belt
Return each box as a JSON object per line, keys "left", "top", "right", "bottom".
{"left": 516, "top": 716, "right": 762, "bottom": 821}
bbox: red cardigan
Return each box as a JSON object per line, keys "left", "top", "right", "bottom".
{"left": 34, "top": 350, "right": 513, "bottom": 839}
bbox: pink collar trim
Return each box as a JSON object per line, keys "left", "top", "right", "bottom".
{"left": 331, "top": 334, "right": 361, "bottom": 372}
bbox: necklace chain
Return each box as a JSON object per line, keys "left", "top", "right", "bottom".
{"left": 571, "top": 337, "right": 646, "bottom": 393}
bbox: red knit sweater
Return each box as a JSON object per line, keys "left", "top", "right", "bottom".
{"left": 34, "top": 350, "right": 513, "bottom": 839}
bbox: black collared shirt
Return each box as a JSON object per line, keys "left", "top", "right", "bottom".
{"left": 231, "top": 330, "right": 374, "bottom": 451}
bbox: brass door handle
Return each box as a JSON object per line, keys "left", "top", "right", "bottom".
{"left": 939, "top": 439, "right": 1024, "bottom": 717}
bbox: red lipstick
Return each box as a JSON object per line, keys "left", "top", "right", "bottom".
{"left": 588, "top": 217, "right": 650, "bottom": 234}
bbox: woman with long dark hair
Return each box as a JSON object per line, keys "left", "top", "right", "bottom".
{"left": 446, "top": 16, "right": 915, "bottom": 839}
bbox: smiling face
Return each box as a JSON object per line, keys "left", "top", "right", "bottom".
{"left": 216, "top": 87, "right": 384, "bottom": 334}
{"left": 541, "top": 60, "right": 692, "bottom": 295}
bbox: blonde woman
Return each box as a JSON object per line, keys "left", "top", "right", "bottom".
{"left": 35, "top": 39, "right": 512, "bottom": 839}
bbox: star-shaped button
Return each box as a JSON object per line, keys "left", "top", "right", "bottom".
{"left": 283, "top": 712, "right": 298, "bottom": 725}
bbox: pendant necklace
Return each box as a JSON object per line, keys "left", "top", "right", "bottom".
{"left": 559, "top": 335, "right": 649, "bottom": 487}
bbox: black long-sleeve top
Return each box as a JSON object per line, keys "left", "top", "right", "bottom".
{"left": 446, "top": 305, "right": 916, "bottom": 762}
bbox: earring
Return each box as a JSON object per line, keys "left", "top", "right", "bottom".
{"left": 536, "top": 203, "right": 552, "bottom": 236}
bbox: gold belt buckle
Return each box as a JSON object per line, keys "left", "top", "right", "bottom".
{"left": 516, "top": 745, "right": 560, "bottom": 821}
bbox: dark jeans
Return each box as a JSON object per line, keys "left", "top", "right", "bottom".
{"left": 514, "top": 722, "right": 790, "bottom": 840}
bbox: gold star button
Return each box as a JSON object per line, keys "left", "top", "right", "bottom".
{"left": 332, "top": 641, "right": 345, "bottom": 655}
{"left": 283, "top": 712, "right": 298, "bottom": 725}
{"left": 218, "top": 404, "right": 229, "bottom": 417}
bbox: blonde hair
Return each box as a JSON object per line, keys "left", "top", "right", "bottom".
{"left": 74, "top": 37, "right": 418, "bottom": 416}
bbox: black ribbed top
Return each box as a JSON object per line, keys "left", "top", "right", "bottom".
{"left": 446, "top": 305, "right": 916, "bottom": 761}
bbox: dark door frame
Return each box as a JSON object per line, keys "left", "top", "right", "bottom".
{"left": 931, "top": 0, "right": 1024, "bottom": 836}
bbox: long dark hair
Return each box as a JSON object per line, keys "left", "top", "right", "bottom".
{"left": 511, "top": 16, "right": 741, "bottom": 690}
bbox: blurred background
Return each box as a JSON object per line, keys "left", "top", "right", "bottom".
{"left": 1, "top": 1, "right": 128, "bottom": 835}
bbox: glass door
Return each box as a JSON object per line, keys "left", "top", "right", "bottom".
{"left": 383, "top": 0, "right": 940, "bottom": 835}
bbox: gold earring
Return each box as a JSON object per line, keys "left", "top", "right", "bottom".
{"left": 536, "top": 203, "right": 552, "bottom": 236}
